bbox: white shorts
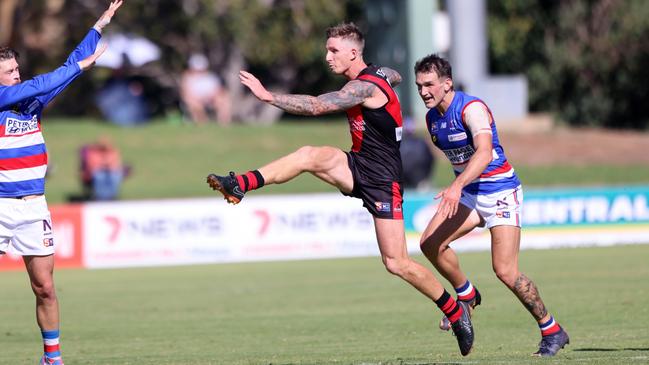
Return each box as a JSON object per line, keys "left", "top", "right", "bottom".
{"left": 459, "top": 185, "right": 523, "bottom": 228}
{"left": 0, "top": 196, "right": 55, "bottom": 256}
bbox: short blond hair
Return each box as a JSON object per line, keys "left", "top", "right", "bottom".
{"left": 326, "top": 22, "right": 364, "bottom": 52}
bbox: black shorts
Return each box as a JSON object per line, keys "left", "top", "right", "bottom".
{"left": 342, "top": 152, "right": 404, "bottom": 220}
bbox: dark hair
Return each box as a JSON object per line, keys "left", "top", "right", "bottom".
{"left": 326, "top": 22, "right": 365, "bottom": 50}
{"left": 0, "top": 47, "right": 19, "bottom": 62}
{"left": 414, "top": 54, "right": 452, "bottom": 79}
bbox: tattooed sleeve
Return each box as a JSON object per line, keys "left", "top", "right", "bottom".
{"left": 270, "top": 80, "right": 377, "bottom": 116}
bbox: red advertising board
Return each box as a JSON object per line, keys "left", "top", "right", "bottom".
{"left": 0, "top": 203, "right": 84, "bottom": 271}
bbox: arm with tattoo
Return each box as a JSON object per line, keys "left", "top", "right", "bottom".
{"left": 269, "top": 80, "right": 377, "bottom": 116}
{"left": 380, "top": 66, "right": 402, "bottom": 86}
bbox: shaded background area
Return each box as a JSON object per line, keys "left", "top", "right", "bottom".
{"left": 2, "top": 0, "right": 649, "bottom": 129}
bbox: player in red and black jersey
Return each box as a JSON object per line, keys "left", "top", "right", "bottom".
{"left": 206, "top": 23, "right": 474, "bottom": 356}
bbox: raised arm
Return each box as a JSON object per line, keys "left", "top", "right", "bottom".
{"left": 0, "top": 46, "right": 107, "bottom": 109}
{"left": 240, "top": 70, "right": 376, "bottom": 116}
{"left": 380, "top": 66, "right": 402, "bottom": 86}
{"left": 93, "top": 0, "right": 124, "bottom": 34}
{"left": 37, "top": 1, "right": 121, "bottom": 106}
{"left": 64, "top": 0, "right": 123, "bottom": 66}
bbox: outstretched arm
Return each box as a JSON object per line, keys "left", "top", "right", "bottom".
{"left": 380, "top": 66, "right": 402, "bottom": 86}
{"left": 93, "top": 0, "right": 124, "bottom": 34}
{"left": 0, "top": 46, "right": 106, "bottom": 109}
{"left": 64, "top": 0, "right": 123, "bottom": 65}
{"left": 77, "top": 44, "right": 108, "bottom": 71}
{"left": 37, "top": 1, "right": 122, "bottom": 106}
{"left": 240, "top": 70, "right": 376, "bottom": 116}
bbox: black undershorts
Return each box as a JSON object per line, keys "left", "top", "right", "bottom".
{"left": 342, "top": 152, "right": 404, "bottom": 220}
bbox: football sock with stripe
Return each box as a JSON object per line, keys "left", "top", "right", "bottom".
{"left": 236, "top": 170, "right": 265, "bottom": 193}
{"left": 434, "top": 290, "right": 463, "bottom": 323}
{"left": 42, "top": 329, "right": 61, "bottom": 359}
{"left": 539, "top": 315, "right": 561, "bottom": 336}
{"left": 455, "top": 280, "right": 476, "bottom": 302}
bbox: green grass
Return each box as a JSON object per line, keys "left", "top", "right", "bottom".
{"left": 41, "top": 118, "right": 649, "bottom": 204}
{"left": 1, "top": 245, "right": 648, "bottom": 365}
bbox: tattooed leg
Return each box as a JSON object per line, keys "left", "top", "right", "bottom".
{"left": 491, "top": 225, "right": 551, "bottom": 323}
{"left": 513, "top": 273, "right": 548, "bottom": 321}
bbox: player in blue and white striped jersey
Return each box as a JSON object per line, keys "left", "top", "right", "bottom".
{"left": 0, "top": 2, "right": 122, "bottom": 364}
{"left": 414, "top": 54, "right": 569, "bottom": 357}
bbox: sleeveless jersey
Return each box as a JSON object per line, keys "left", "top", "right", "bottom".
{"left": 345, "top": 65, "right": 403, "bottom": 182}
{"left": 0, "top": 29, "right": 99, "bottom": 197}
{"left": 425, "top": 91, "right": 520, "bottom": 194}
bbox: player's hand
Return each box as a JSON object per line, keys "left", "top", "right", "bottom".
{"left": 239, "top": 70, "right": 273, "bottom": 103}
{"left": 93, "top": 0, "right": 124, "bottom": 33}
{"left": 434, "top": 182, "right": 462, "bottom": 219}
{"left": 77, "top": 43, "right": 108, "bottom": 71}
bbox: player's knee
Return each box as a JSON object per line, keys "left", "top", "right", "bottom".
{"left": 294, "top": 145, "right": 319, "bottom": 165}
{"left": 493, "top": 265, "right": 517, "bottom": 287}
{"left": 383, "top": 256, "right": 410, "bottom": 277}
{"left": 32, "top": 280, "right": 57, "bottom": 301}
{"left": 296, "top": 145, "right": 337, "bottom": 171}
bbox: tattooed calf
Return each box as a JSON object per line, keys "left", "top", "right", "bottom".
{"left": 513, "top": 273, "right": 548, "bottom": 320}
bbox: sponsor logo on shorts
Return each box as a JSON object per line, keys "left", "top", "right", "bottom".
{"left": 496, "top": 211, "right": 510, "bottom": 218}
{"left": 395, "top": 126, "right": 402, "bottom": 142}
{"left": 43, "top": 238, "right": 54, "bottom": 247}
{"left": 375, "top": 202, "right": 391, "bottom": 212}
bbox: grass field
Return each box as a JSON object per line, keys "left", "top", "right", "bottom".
{"left": 41, "top": 119, "right": 649, "bottom": 204}
{"left": 2, "top": 245, "right": 648, "bottom": 365}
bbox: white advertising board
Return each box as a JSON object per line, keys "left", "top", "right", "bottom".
{"left": 83, "top": 194, "right": 378, "bottom": 269}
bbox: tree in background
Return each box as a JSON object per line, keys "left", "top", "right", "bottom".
{"left": 489, "top": 0, "right": 649, "bottom": 130}
{"left": 1, "top": 0, "right": 363, "bottom": 123}
{"left": 5, "top": 0, "right": 648, "bottom": 129}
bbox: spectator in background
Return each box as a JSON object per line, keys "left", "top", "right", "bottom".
{"left": 180, "top": 53, "right": 231, "bottom": 125}
{"left": 95, "top": 65, "right": 150, "bottom": 126}
{"left": 82, "top": 135, "right": 125, "bottom": 200}
{"left": 400, "top": 117, "right": 435, "bottom": 191}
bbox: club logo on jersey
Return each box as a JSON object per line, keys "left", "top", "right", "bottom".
{"left": 5, "top": 115, "right": 39, "bottom": 136}
{"left": 375, "top": 202, "right": 391, "bottom": 212}
{"left": 448, "top": 132, "right": 468, "bottom": 142}
{"left": 350, "top": 118, "right": 365, "bottom": 131}
{"left": 430, "top": 123, "right": 438, "bottom": 133}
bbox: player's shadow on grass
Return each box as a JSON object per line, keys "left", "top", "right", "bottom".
{"left": 574, "top": 347, "right": 649, "bottom": 352}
